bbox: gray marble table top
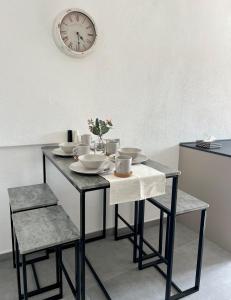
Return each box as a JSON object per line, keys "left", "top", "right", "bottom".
{"left": 42, "top": 146, "right": 180, "bottom": 192}
{"left": 13, "top": 205, "right": 79, "bottom": 254}
{"left": 151, "top": 185, "right": 209, "bottom": 215}
{"left": 8, "top": 183, "right": 58, "bottom": 213}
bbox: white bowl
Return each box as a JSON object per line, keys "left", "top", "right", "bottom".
{"left": 118, "top": 147, "right": 141, "bottom": 159}
{"left": 78, "top": 154, "right": 107, "bottom": 169}
{"left": 59, "top": 142, "right": 77, "bottom": 154}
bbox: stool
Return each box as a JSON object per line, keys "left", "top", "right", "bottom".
{"left": 136, "top": 186, "right": 209, "bottom": 300}
{"left": 8, "top": 183, "right": 58, "bottom": 268}
{"left": 13, "top": 205, "right": 80, "bottom": 300}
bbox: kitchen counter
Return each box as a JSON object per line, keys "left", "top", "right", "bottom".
{"left": 180, "top": 139, "right": 231, "bottom": 158}
{"left": 179, "top": 139, "right": 231, "bottom": 251}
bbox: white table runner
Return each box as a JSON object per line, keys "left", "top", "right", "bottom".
{"left": 101, "top": 164, "right": 166, "bottom": 205}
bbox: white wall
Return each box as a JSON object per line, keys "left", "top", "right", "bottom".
{"left": 1, "top": 0, "right": 231, "bottom": 148}
{"left": 1, "top": 0, "right": 231, "bottom": 253}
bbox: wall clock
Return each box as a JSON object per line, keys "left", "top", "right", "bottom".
{"left": 53, "top": 8, "right": 97, "bottom": 57}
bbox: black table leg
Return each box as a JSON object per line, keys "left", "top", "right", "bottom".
{"left": 138, "top": 200, "right": 145, "bottom": 270}
{"left": 22, "top": 255, "right": 28, "bottom": 300}
{"left": 80, "top": 191, "right": 86, "bottom": 300}
{"left": 133, "top": 201, "right": 139, "bottom": 263}
{"left": 103, "top": 188, "right": 107, "bottom": 239}
{"left": 43, "top": 154, "right": 46, "bottom": 184}
{"left": 75, "top": 241, "right": 80, "bottom": 300}
{"left": 114, "top": 204, "right": 118, "bottom": 240}
{"left": 165, "top": 176, "right": 178, "bottom": 300}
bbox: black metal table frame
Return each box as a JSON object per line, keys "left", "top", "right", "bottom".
{"left": 114, "top": 175, "right": 178, "bottom": 299}
{"left": 43, "top": 153, "right": 111, "bottom": 300}
{"left": 115, "top": 175, "right": 207, "bottom": 300}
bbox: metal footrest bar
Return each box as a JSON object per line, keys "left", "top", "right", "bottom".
{"left": 116, "top": 233, "right": 134, "bottom": 240}
{"left": 138, "top": 252, "right": 158, "bottom": 261}
{"left": 86, "top": 233, "right": 106, "bottom": 243}
{"left": 61, "top": 261, "right": 76, "bottom": 296}
{"left": 16, "top": 252, "right": 50, "bottom": 268}
{"left": 140, "top": 237, "right": 168, "bottom": 265}
{"left": 154, "top": 265, "right": 182, "bottom": 294}
{"left": 31, "top": 263, "right": 40, "bottom": 290}
{"left": 117, "top": 214, "right": 135, "bottom": 232}
{"left": 139, "top": 258, "right": 164, "bottom": 270}
{"left": 128, "top": 236, "right": 158, "bottom": 261}
{"left": 24, "top": 283, "right": 60, "bottom": 298}
{"left": 43, "top": 294, "right": 63, "bottom": 300}
{"left": 128, "top": 235, "right": 181, "bottom": 293}
{"left": 85, "top": 256, "right": 111, "bottom": 300}
{"left": 169, "top": 287, "right": 199, "bottom": 300}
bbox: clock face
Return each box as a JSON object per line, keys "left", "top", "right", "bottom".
{"left": 53, "top": 9, "right": 97, "bottom": 57}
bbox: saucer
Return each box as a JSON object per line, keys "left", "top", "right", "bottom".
{"left": 114, "top": 171, "right": 133, "bottom": 178}
{"left": 52, "top": 148, "right": 74, "bottom": 157}
{"left": 109, "top": 154, "right": 148, "bottom": 165}
{"left": 69, "top": 160, "right": 114, "bottom": 175}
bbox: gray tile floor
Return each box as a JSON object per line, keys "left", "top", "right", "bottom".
{"left": 1, "top": 222, "right": 231, "bottom": 300}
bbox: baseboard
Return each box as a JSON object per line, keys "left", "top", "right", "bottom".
{"left": 0, "top": 251, "right": 12, "bottom": 262}
{"left": 0, "top": 219, "right": 161, "bottom": 261}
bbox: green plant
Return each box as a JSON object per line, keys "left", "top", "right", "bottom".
{"left": 88, "top": 118, "right": 113, "bottom": 138}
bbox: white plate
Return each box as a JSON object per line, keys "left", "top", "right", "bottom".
{"left": 52, "top": 148, "right": 74, "bottom": 157}
{"left": 69, "top": 160, "right": 114, "bottom": 175}
{"left": 109, "top": 153, "right": 148, "bottom": 164}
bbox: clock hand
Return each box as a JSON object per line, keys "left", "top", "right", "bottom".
{"left": 76, "top": 32, "right": 80, "bottom": 51}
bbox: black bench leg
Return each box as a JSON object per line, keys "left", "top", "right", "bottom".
{"left": 15, "top": 239, "right": 22, "bottom": 300}
{"left": 195, "top": 209, "right": 207, "bottom": 289}
{"left": 165, "top": 176, "right": 178, "bottom": 300}
{"left": 159, "top": 210, "right": 164, "bottom": 255}
{"left": 10, "top": 208, "right": 16, "bottom": 268}
{"left": 75, "top": 241, "right": 80, "bottom": 300}
{"left": 56, "top": 247, "right": 63, "bottom": 298}
{"left": 22, "top": 255, "right": 28, "bottom": 300}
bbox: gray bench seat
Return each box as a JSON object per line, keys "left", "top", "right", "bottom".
{"left": 13, "top": 205, "right": 79, "bottom": 254}
{"left": 8, "top": 183, "right": 58, "bottom": 213}
{"left": 148, "top": 185, "right": 209, "bottom": 215}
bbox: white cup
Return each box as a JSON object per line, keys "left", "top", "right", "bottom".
{"left": 81, "top": 134, "right": 91, "bottom": 146}
{"left": 105, "top": 139, "right": 120, "bottom": 156}
{"left": 115, "top": 155, "right": 132, "bottom": 176}
{"left": 73, "top": 144, "right": 90, "bottom": 156}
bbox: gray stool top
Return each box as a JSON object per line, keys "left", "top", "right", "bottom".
{"left": 151, "top": 186, "right": 209, "bottom": 215}
{"left": 8, "top": 184, "right": 58, "bottom": 213}
{"left": 13, "top": 205, "right": 79, "bottom": 254}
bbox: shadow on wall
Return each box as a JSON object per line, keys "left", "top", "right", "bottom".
{"left": 150, "top": 145, "right": 180, "bottom": 169}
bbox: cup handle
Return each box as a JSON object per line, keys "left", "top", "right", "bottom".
{"left": 73, "top": 147, "right": 79, "bottom": 156}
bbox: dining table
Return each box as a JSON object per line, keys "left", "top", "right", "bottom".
{"left": 42, "top": 145, "right": 180, "bottom": 300}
